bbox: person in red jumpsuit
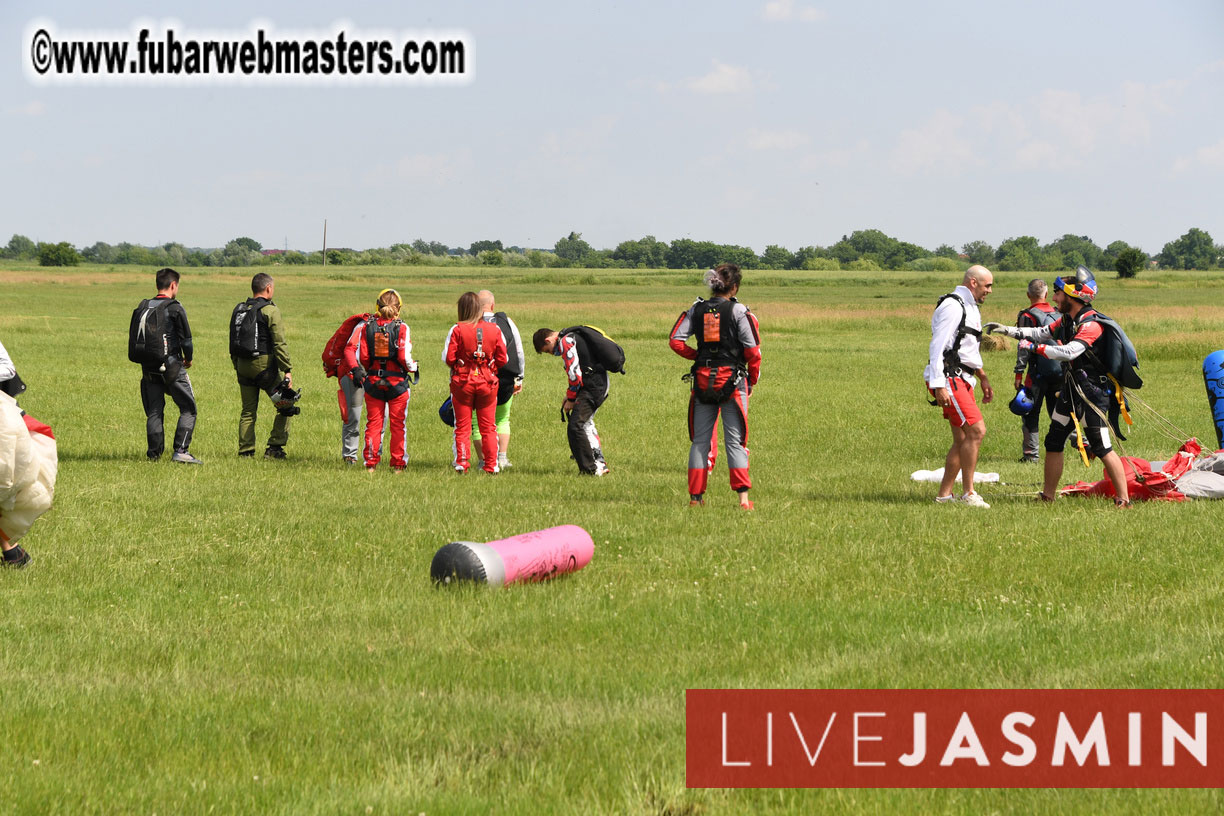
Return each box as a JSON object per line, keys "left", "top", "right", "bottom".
{"left": 343, "top": 289, "right": 418, "bottom": 472}
{"left": 444, "top": 291, "right": 507, "bottom": 474}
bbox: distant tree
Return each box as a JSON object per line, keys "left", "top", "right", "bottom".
{"left": 613, "top": 235, "right": 668, "bottom": 268}
{"left": 37, "top": 241, "right": 81, "bottom": 266}
{"left": 801, "top": 256, "right": 840, "bottom": 271}
{"left": 961, "top": 240, "right": 994, "bottom": 265}
{"left": 81, "top": 241, "right": 116, "bottom": 263}
{"left": 830, "top": 229, "right": 898, "bottom": 267}
{"left": 996, "top": 246, "right": 1033, "bottom": 271}
{"left": 5, "top": 234, "right": 36, "bottom": 260}
{"left": 792, "top": 245, "right": 832, "bottom": 269}
{"left": 554, "top": 231, "right": 594, "bottom": 265}
{"left": 996, "top": 236, "right": 1040, "bottom": 266}
{"left": 758, "top": 244, "right": 795, "bottom": 269}
{"left": 1157, "top": 227, "right": 1215, "bottom": 269}
{"left": 1044, "top": 234, "right": 1102, "bottom": 270}
{"left": 934, "top": 243, "right": 960, "bottom": 259}
{"left": 230, "top": 236, "right": 262, "bottom": 252}
{"left": 1100, "top": 239, "right": 1133, "bottom": 271}
{"left": 1032, "top": 248, "right": 1063, "bottom": 272}
{"left": 716, "top": 244, "right": 759, "bottom": 269}
{"left": 221, "top": 239, "right": 260, "bottom": 266}
{"left": 1115, "top": 247, "right": 1146, "bottom": 279}
{"left": 469, "top": 239, "right": 503, "bottom": 255}
{"left": 479, "top": 249, "right": 504, "bottom": 266}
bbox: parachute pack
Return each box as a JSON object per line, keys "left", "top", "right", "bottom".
{"left": 562, "top": 325, "right": 626, "bottom": 375}
{"left": 321, "top": 313, "right": 369, "bottom": 378}
{"left": 128, "top": 298, "right": 173, "bottom": 366}
{"left": 229, "top": 297, "right": 270, "bottom": 359}
{"left": 1082, "top": 311, "right": 1142, "bottom": 391}
{"left": 363, "top": 318, "right": 414, "bottom": 399}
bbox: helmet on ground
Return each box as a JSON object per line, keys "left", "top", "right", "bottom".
{"left": 1053, "top": 265, "right": 1097, "bottom": 303}
{"left": 1009, "top": 386, "right": 1035, "bottom": 416}
{"left": 439, "top": 396, "right": 456, "bottom": 427}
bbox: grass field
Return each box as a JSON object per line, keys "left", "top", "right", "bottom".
{"left": 2, "top": 262, "right": 1224, "bottom": 814}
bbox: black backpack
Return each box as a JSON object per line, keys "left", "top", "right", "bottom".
{"left": 230, "top": 298, "right": 270, "bottom": 358}
{"left": 562, "top": 325, "right": 626, "bottom": 375}
{"left": 128, "top": 298, "right": 173, "bottom": 366}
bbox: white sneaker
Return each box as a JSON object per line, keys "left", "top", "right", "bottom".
{"left": 934, "top": 494, "right": 959, "bottom": 504}
{"left": 594, "top": 462, "right": 610, "bottom": 477}
{"left": 960, "top": 491, "right": 990, "bottom": 509}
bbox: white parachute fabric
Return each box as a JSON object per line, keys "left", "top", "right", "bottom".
{"left": 1173, "top": 470, "right": 1224, "bottom": 500}
{"left": 0, "top": 392, "right": 57, "bottom": 544}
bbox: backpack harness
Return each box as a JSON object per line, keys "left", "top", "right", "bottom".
{"left": 364, "top": 318, "right": 414, "bottom": 398}
{"left": 230, "top": 297, "right": 271, "bottom": 359}
{"left": 1018, "top": 306, "right": 1062, "bottom": 380}
{"left": 129, "top": 297, "right": 175, "bottom": 366}
{"left": 1056, "top": 307, "right": 1142, "bottom": 441}
{"left": 937, "top": 293, "right": 981, "bottom": 382}
{"left": 684, "top": 297, "right": 748, "bottom": 404}
{"left": 560, "top": 326, "right": 626, "bottom": 376}
{"left": 491, "top": 312, "right": 522, "bottom": 379}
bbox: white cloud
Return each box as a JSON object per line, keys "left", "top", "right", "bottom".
{"left": 798, "top": 139, "right": 871, "bottom": 172}
{"left": 1014, "top": 140, "right": 1078, "bottom": 171}
{"left": 6, "top": 100, "right": 45, "bottom": 117}
{"left": 763, "top": 0, "right": 826, "bottom": 22}
{"left": 1173, "top": 138, "right": 1224, "bottom": 173}
{"left": 686, "top": 61, "right": 753, "bottom": 94}
{"left": 747, "top": 128, "right": 808, "bottom": 151}
{"left": 394, "top": 150, "right": 473, "bottom": 184}
{"left": 889, "top": 110, "right": 978, "bottom": 175}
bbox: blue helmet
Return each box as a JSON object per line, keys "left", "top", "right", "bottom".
{"left": 1009, "top": 386, "right": 1035, "bottom": 416}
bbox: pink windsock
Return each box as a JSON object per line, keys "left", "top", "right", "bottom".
{"left": 431, "top": 525, "right": 594, "bottom": 587}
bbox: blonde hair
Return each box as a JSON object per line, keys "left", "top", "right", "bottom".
{"left": 376, "top": 289, "right": 402, "bottom": 320}
{"left": 457, "top": 291, "right": 481, "bottom": 324}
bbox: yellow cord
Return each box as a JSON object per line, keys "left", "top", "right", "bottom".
{"left": 1071, "top": 410, "right": 1091, "bottom": 467}
{"left": 1107, "top": 374, "right": 1132, "bottom": 426}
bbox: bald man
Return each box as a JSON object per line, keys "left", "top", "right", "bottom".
{"left": 924, "top": 265, "right": 995, "bottom": 508}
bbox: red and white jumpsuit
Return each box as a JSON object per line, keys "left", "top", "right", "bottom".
{"left": 669, "top": 298, "right": 761, "bottom": 497}
{"left": 343, "top": 318, "right": 415, "bottom": 470}
{"left": 445, "top": 322, "right": 507, "bottom": 473}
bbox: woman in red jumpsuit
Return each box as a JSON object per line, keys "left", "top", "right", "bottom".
{"left": 343, "top": 289, "right": 418, "bottom": 471}
{"left": 444, "top": 292, "right": 507, "bottom": 473}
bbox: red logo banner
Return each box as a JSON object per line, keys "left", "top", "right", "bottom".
{"left": 686, "top": 689, "right": 1224, "bottom": 788}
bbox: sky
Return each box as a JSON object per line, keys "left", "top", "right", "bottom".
{"left": 2, "top": 0, "right": 1222, "bottom": 256}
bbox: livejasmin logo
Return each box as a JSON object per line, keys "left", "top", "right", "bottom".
{"left": 685, "top": 690, "right": 1224, "bottom": 788}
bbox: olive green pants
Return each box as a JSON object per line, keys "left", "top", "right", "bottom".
{"left": 234, "top": 356, "right": 290, "bottom": 454}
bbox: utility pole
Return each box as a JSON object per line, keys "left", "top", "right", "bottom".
{"left": 322, "top": 219, "right": 328, "bottom": 267}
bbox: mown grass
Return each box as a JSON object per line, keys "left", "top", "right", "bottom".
{"left": 1, "top": 262, "right": 1223, "bottom": 814}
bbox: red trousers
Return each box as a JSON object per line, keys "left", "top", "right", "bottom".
{"left": 363, "top": 390, "right": 409, "bottom": 469}
{"left": 451, "top": 378, "right": 498, "bottom": 472}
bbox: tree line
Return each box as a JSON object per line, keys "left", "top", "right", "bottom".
{"left": 3, "top": 228, "right": 1222, "bottom": 275}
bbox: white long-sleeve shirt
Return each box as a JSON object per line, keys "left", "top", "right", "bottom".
{"left": 924, "top": 285, "right": 983, "bottom": 390}
{"left": 0, "top": 339, "right": 16, "bottom": 383}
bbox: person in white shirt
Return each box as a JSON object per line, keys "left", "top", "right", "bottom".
{"left": 0, "top": 338, "right": 21, "bottom": 398}
{"left": 924, "top": 265, "right": 994, "bottom": 507}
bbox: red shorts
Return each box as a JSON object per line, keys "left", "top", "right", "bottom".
{"left": 931, "top": 379, "right": 982, "bottom": 428}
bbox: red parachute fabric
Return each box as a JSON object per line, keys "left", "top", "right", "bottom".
{"left": 1061, "top": 439, "right": 1201, "bottom": 501}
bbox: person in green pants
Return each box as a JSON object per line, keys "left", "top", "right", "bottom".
{"left": 230, "top": 273, "right": 294, "bottom": 459}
